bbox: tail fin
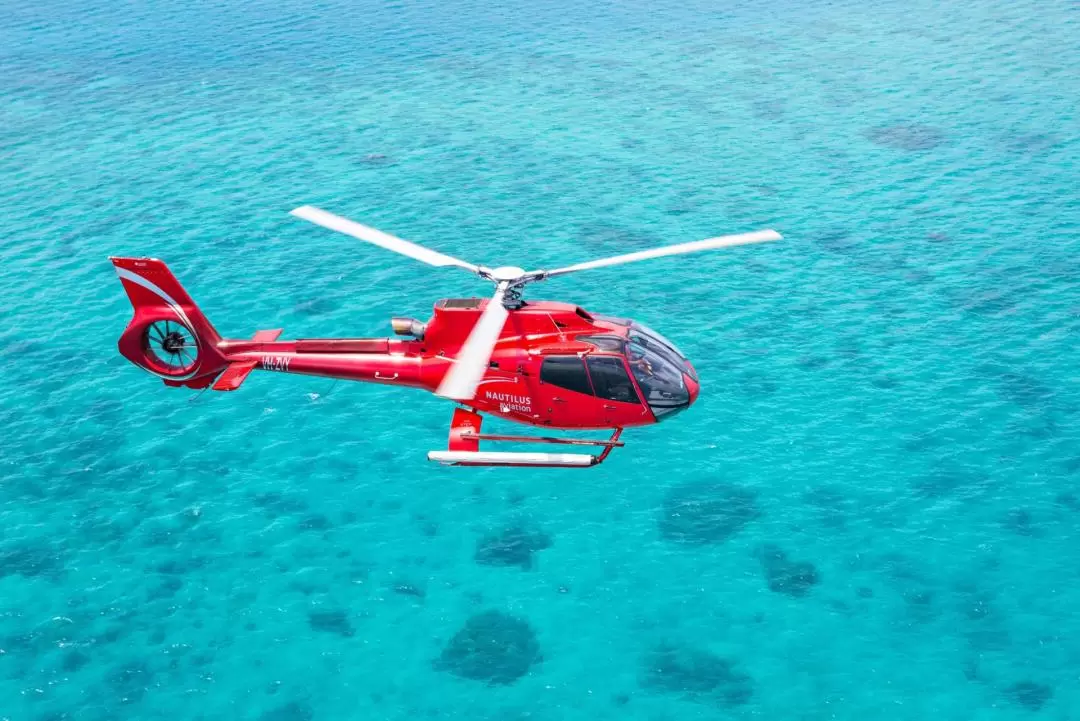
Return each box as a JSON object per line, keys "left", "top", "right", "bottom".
{"left": 110, "top": 257, "right": 229, "bottom": 388}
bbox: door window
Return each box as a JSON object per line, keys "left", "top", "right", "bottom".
{"left": 587, "top": 356, "right": 639, "bottom": 404}
{"left": 540, "top": 356, "right": 593, "bottom": 395}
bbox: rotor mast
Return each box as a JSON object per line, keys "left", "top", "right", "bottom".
{"left": 476, "top": 266, "right": 530, "bottom": 308}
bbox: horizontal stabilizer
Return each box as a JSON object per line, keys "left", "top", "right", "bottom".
{"left": 252, "top": 329, "right": 283, "bottom": 342}
{"left": 212, "top": 361, "right": 258, "bottom": 392}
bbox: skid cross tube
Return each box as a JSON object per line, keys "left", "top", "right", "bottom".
{"left": 459, "top": 431, "right": 624, "bottom": 448}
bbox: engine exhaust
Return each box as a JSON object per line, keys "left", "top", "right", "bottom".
{"left": 391, "top": 317, "right": 426, "bottom": 339}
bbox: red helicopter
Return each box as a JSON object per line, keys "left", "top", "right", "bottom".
{"left": 111, "top": 206, "right": 781, "bottom": 467}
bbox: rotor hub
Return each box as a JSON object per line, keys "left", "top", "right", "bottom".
{"left": 489, "top": 266, "right": 527, "bottom": 283}
{"left": 162, "top": 331, "right": 187, "bottom": 353}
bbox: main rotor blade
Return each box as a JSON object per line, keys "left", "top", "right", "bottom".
{"left": 290, "top": 205, "right": 480, "bottom": 273}
{"left": 539, "top": 229, "right": 782, "bottom": 278}
{"left": 436, "top": 287, "right": 509, "bottom": 401}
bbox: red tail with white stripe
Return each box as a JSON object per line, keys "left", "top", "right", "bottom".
{"left": 110, "top": 257, "right": 230, "bottom": 388}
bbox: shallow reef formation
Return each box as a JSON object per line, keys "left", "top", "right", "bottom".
{"left": 297, "top": 513, "right": 332, "bottom": 532}
{"left": 434, "top": 610, "right": 542, "bottom": 685}
{"left": 578, "top": 222, "right": 659, "bottom": 252}
{"left": 0, "top": 539, "right": 65, "bottom": 580}
{"left": 412, "top": 512, "right": 439, "bottom": 537}
{"left": 146, "top": 575, "right": 184, "bottom": 602}
{"left": 1002, "top": 507, "right": 1040, "bottom": 537}
{"left": 959, "top": 589, "right": 993, "bottom": 622}
{"left": 474, "top": 522, "right": 552, "bottom": 570}
{"left": 62, "top": 648, "right": 91, "bottom": 672}
{"left": 756, "top": 544, "right": 820, "bottom": 597}
{"left": 307, "top": 609, "right": 354, "bottom": 638}
{"left": 260, "top": 700, "right": 315, "bottom": 721}
{"left": 1055, "top": 492, "right": 1079, "bottom": 511}
{"left": 877, "top": 553, "right": 943, "bottom": 624}
{"left": 108, "top": 659, "right": 154, "bottom": 705}
{"left": 864, "top": 124, "right": 947, "bottom": 151}
{"left": 913, "top": 466, "right": 989, "bottom": 499}
{"left": 390, "top": 580, "right": 426, "bottom": 599}
{"left": 640, "top": 644, "right": 753, "bottom": 707}
{"left": 802, "top": 486, "right": 854, "bottom": 529}
{"left": 251, "top": 491, "right": 309, "bottom": 517}
{"left": 752, "top": 99, "right": 785, "bottom": 121}
{"left": 816, "top": 228, "right": 861, "bottom": 256}
{"left": 357, "top": 152, "right": 394, "bottom": 166}
{"left": 1005, "top": 681, "right": 1053, "bottom": 711}
{"left": 658, "top": 482, "right": 761, "bottom": 545}
{"left": 292, "top": 296, "right": 338, "bottom": 317}
{"left": 999, "top": 132, "right": 1061, "bottom": 154}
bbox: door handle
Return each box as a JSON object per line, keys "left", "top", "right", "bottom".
{"left": 553, "top": 397, "right": 567, "bottom": 403}
{"left": 375, "top": 371, "right": 398, "bottom": 380}
{"left": 603, "top": 404, "right": 617, "bottom": 411}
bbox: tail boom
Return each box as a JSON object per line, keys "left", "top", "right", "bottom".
{"left": 220, "top": 347, "right": 425, "bottom": 388}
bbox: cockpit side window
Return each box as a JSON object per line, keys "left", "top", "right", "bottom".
{"left": 579, "top": 335, "right": 625, "bottom": 352}
{"left": 540, "top": 356, "right": 594, "bottom": 396}
{"left": 587, "top": 356, "right": 639, "bottom": 404}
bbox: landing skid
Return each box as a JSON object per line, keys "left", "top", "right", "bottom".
{"left": 427, "top": 409, "right": 623, "bottom": 468}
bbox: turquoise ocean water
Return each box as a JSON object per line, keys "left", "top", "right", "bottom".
{"left": 2, "top": 0, "right": 1078, "bottom": 718}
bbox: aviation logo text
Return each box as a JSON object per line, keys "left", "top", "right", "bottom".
{"left": 485, "top": 391, "right": 531, "bottom": 414}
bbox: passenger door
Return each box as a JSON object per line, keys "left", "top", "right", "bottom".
{"left": 537, "top": 355, "right": 601, "bottom": 427}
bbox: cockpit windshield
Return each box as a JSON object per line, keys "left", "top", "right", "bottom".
{"left": 630, "top": 322, "right": 696, "bottom": 381}
{"left": 626, "top": 332, "right": 690, "bottom": 418}
{"left": 631, "top": 322, "right": 685, "bottom": 358}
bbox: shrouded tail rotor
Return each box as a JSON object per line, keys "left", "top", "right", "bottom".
{"left": 143, "top": 319, "right": 200, "bottom": 376}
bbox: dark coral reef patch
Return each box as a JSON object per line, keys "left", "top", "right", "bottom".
{"left": 640, "top": 644, "right": 753, "bottom": 706}
{"left": 658, "top": 482, "right": 761, "bottom": 545}
{"left": 434, "top": 610, "right": 542, "bottom": 685}
{"left": 307, "top": 609, "right": 354, "bottom": 638}
{"left": 1005, "top": 681, "right": 1053, "bottom": 711}
{"left": 756, "top": 544, "right": 820, "bottom": 597}
{"left": 474, "top": 523, "right": 552, "bottom": 570}
{"left": 864, "top": 124, "right": 947, "bottom": 151}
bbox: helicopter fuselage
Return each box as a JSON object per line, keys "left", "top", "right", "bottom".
{"left": 201, "top": 297, "right": 699, "bottom": 430}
